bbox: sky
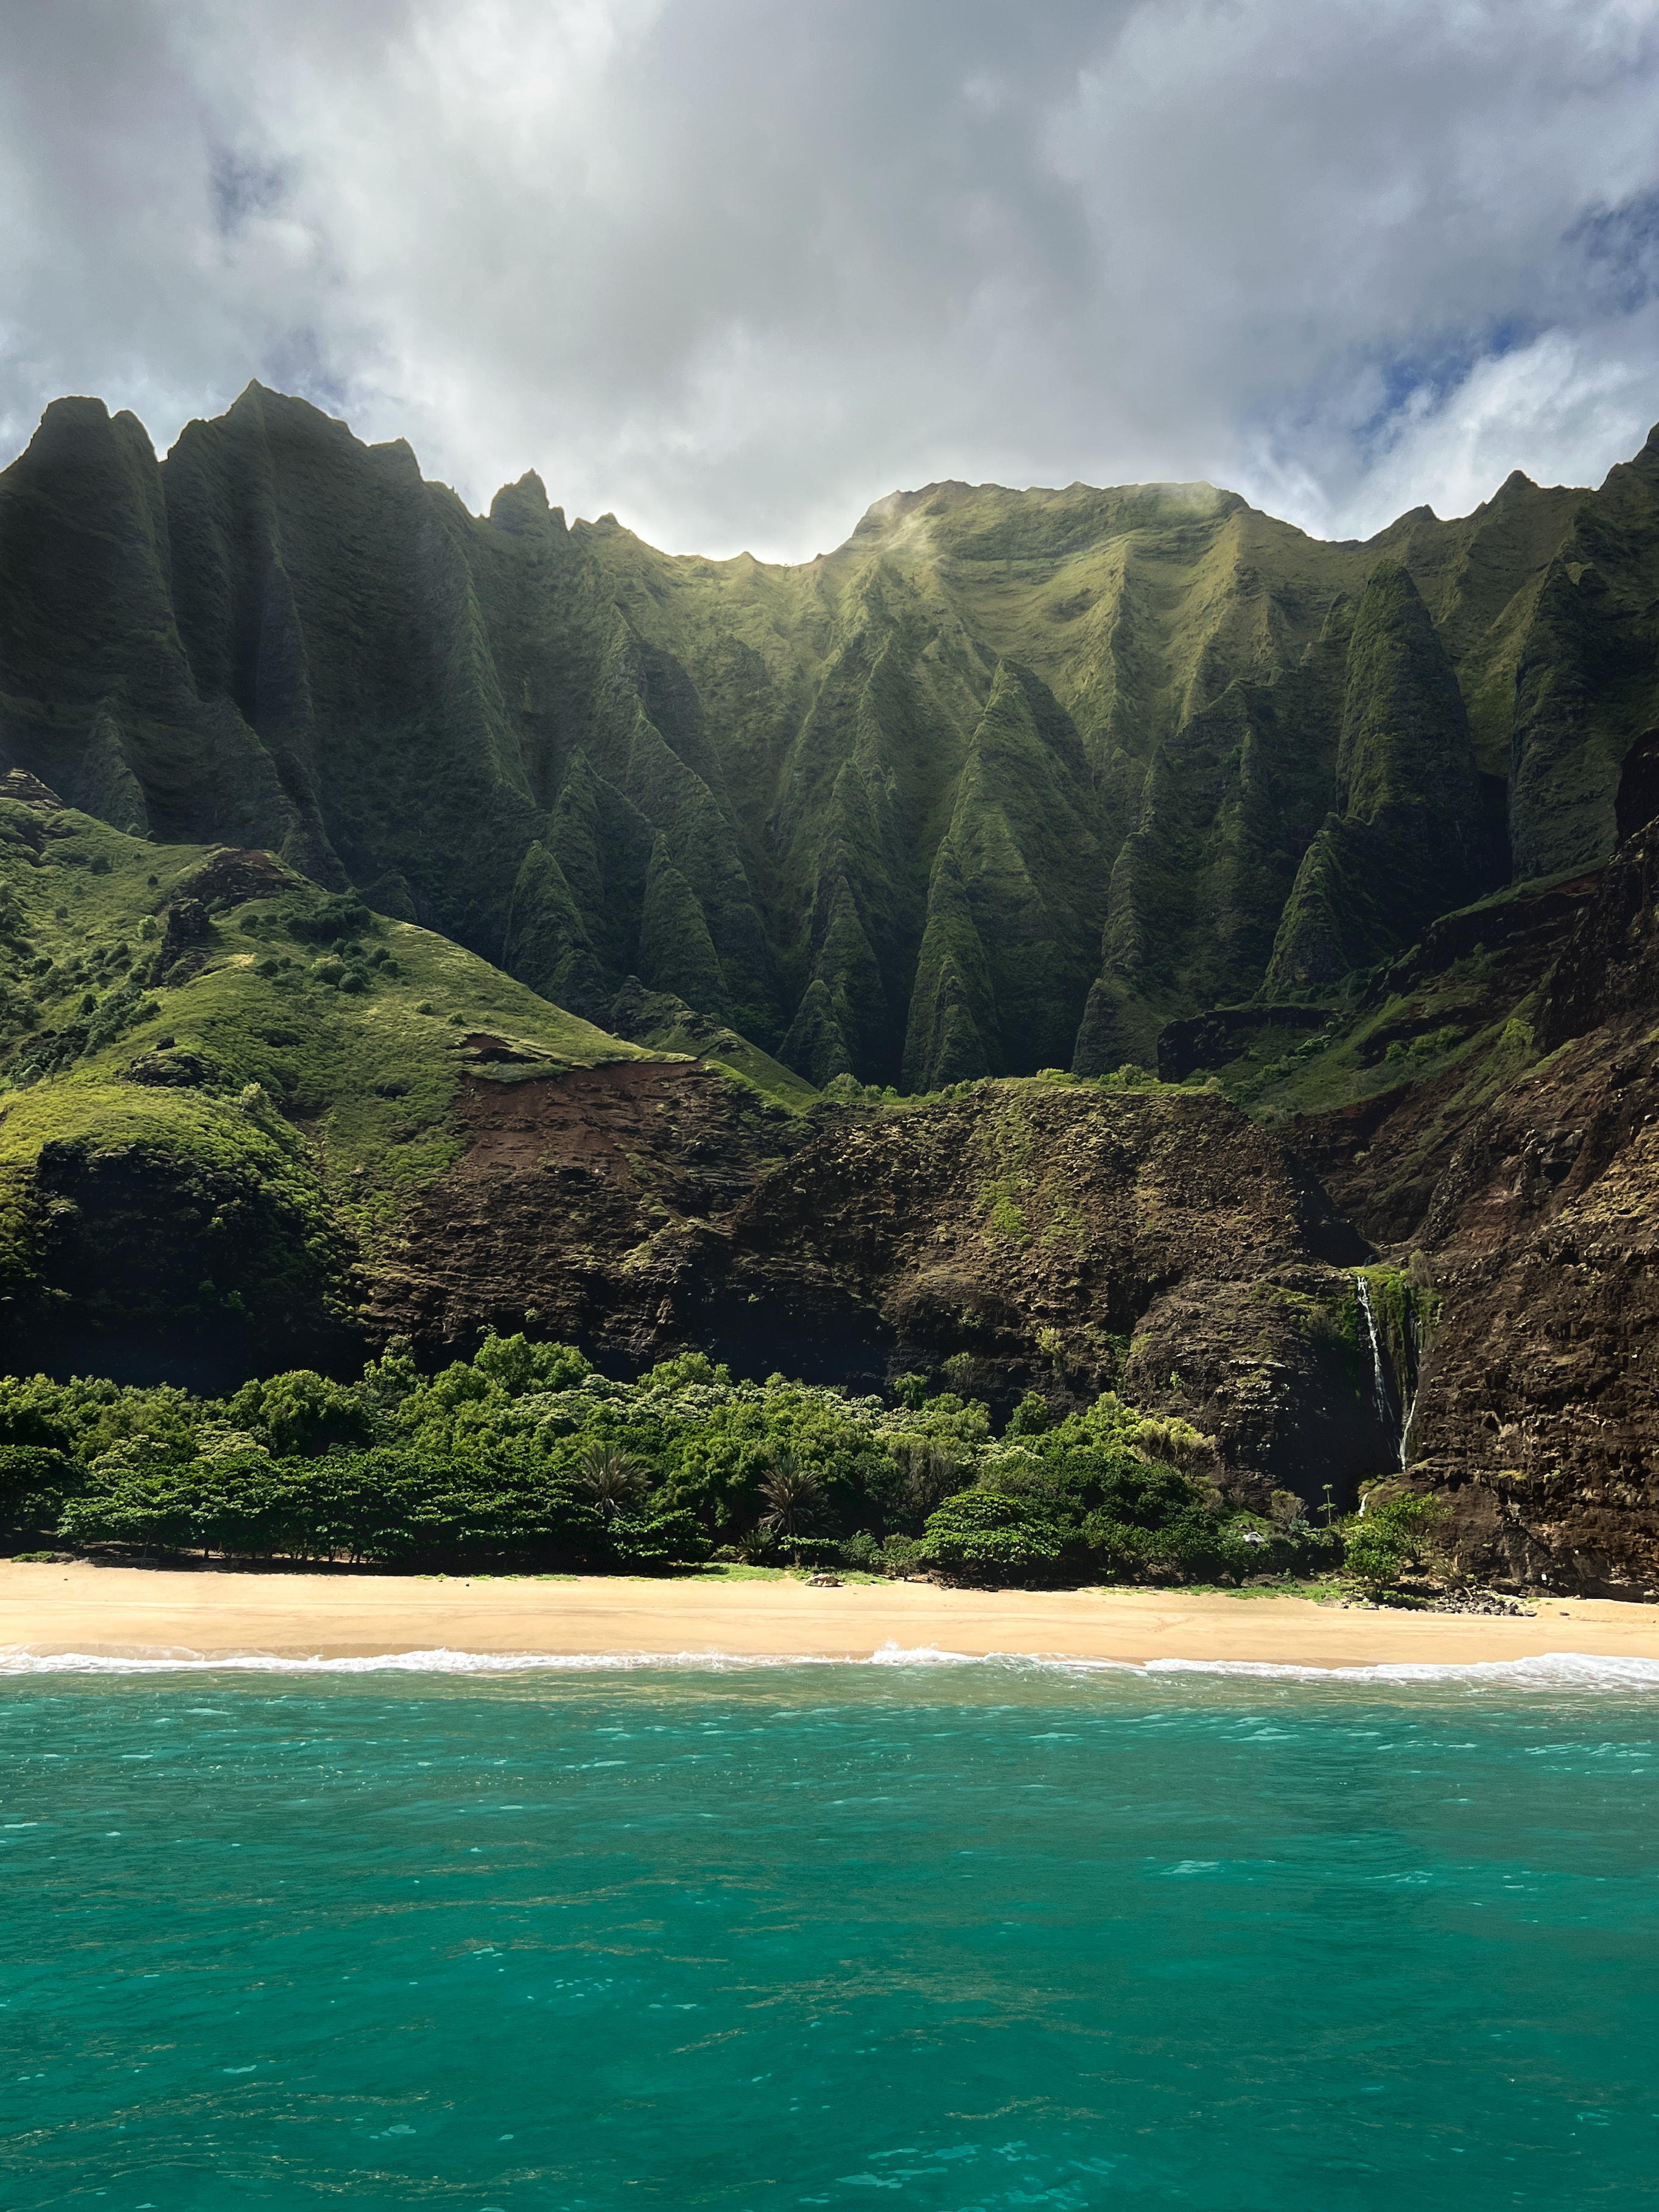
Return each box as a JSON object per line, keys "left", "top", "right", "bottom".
{"left": 2, "top": 0, "right": 1658, "bottom": 561}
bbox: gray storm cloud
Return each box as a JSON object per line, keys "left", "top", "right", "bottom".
{"left": 1, "top": 0, "right": 1657, "bottom": 557}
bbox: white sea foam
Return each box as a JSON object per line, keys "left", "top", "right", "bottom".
{"left": 1, "top": 1641, "right": 1656, "bottom": 1690}
{"left": 1139, "top": 1652, "right": 1659, "bottom": 1691}
{"left": 0, "top": 1646, "right": 813, "bottom": 1676}
{"left": 857, "top": 1642, "right": 1659, "bottom": 1691}
{"left": 869, "top": 1641, "right": 983, "bottom": 1666}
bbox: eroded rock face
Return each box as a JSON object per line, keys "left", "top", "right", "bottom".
{"left": 712, "top": 1087, "right": 1372, "bottom": 1447}
{"left": 173, "top": 848, "right": 298, "bottom": 912}
{"left": 1535, "top": 814, "right": 1659, "bottom": 1052}
{"left": 1288, "top": 810, "right": 1659, "bottom": 1596}
{"left": 149, "top": 897, "right": 212, "bottom": 986}
{"left": 1389, "top": 1030, "right": 1659, "bottom": 1592}
{"left": 1355, "top": 1015, "right": 1659, "bottom": 1596}
{"left": 373, "top": 1070, "right": 1385, "bottom": 1509}
{"left": 363, "top": 1061, "right": 816, "bottom": 1361}
{"left": 705, "top": 1086, "right": 1400, "bottom": 1509}
{"left": 0, "top": 771, "right": 65, "bottom": 811}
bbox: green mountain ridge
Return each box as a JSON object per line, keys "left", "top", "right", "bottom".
{"left": 5, "top": 385, "right": 1657, "bottom": 1092}
{"left": 10, "top": 388, "right": 1659, "bottom": 1595}
{"left": 0, "top": 792, "right": 668, "bottom": 1377}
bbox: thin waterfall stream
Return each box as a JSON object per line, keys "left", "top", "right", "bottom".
{"left": 1355, "top": 1272, "right": 1411, "bottom": 1475}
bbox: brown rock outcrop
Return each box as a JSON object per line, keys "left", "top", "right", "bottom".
{"left": 1286, "top": 778, "right": 1659, "bottom": 1595}
{"left": 0, "top": 770, "right": 65, "bottom": 812}
{"left": 373, "top": 1068, "right": 1386, "bottom": 1508}
{"left": 174, "top": 847, "right": 297, "bottom": 911}
{"left": 363, "top": 1061, "right": 816, "bottom": 1358}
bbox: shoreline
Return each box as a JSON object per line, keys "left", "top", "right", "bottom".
{"left": 4, "top": 1563, "right": 1659, "bottom": 1672}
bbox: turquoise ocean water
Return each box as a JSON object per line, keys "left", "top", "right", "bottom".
{"left": 2, "top": 1652, "right": 1657, "bottom": 2210}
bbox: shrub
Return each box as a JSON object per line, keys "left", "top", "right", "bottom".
{"left": 1344, "top": 1494, "right": 1450, "bottom": 1591}
{"left": 879, "top": 1534, "right": 922, "bottom": 1578}
{"left": 471, "top": 1331, "right": 590, "bottom": 1396}
{"left": 644, "top": 1350, "right": 726, "bottom": 1390}
{"left": 287, "top": 894, "right": 372, "bottom": 945}
{"left": 0, "top": 1445, "right": 79, "bottom": 1530}
{"left": 1081, "top": 1503, "right": 1276, "bottom": 1580}
{"left": 917, "top": 1490, "right": 1064, "bottom": 1584}
{"left": 228, "top": 1371, "right": 372, "bottom": 1458}
{"left": 1132, "top": 1414, "right": 1218, "bottom": 1478}
{"left": 885, "top": 1432, "right": 970, "bottom": 1526}
{"left": 788, "top": 1536, "right": 847, "bottom": 1568}
{"left": 604, "top": 1505, "right": 711, "bottom": 1570}
{"left": 60, "top": 1467, "right": 197, "bottom": 1553}
{"left": 1006, "top": 1391, "right": 1050, "bottom": 1436}
{"left": 0, "top": 1377, "right": 75, "bottom": 1453}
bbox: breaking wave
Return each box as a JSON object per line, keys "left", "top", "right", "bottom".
{"left": 1, "top": 1641, "right": 1657, "bottom": 1690}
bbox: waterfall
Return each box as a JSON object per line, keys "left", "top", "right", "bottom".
{"left": 1395, "top": 1315, "right": 1419, "bottom": 1471}
{"left": 1355, "top": 1273, "right": 1406, "bottom": 1467}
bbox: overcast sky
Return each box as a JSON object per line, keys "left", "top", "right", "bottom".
{"left": 2, "top": 0, "right": 1658, "bottom": 559}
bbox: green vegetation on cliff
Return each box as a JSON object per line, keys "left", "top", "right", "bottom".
{"left": 0, "top": 793, "right": 669, "bottom": 1373}
{"left": 1265, "top": 563, "right": 1501, "bottom": 994}
{"left": 7, "top": 392, "right": 1659, "bottom": 1600}
{"left": 6, "top": 388, "right": 1658, "bottom": 1092}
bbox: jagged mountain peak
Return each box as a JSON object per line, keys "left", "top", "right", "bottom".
{"left": 2, "top": 385, "right": 1657, "bottom": 1094}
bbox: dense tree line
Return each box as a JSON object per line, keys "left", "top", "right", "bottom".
{"left": 0, "top": 1335, "right": 1361, "bottom": 1583}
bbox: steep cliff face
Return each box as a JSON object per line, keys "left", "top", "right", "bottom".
{"left": 0, "top": 797, "right": 1384, "bottom": 1508}
{"left": 1308, "top": 1000, "right": 1659, "bottom": 1598}
{"left": 1392, "top": 1015, "right": 1659, "bottom": 1597}
{"left": 704, "top": 1084, "right": 1383, "bottom": 1506}
{"left": 6, "top": 387, "right": 1659, "bottom": 1089}
{"left": 361, "top": 1066, "right": 1384, "bottom": 1508}
{"left": 359, "top": 1059, "right": 819, "bottom": 1364}
{"left": 9, "top": 394, "right": 1659, "bottom": 1585}
{"left": 1264, "top": 564, "right": 1503, "bottom": 995}
{"left": 1274, "top": 747, "right": 1659, "bottom": 1595}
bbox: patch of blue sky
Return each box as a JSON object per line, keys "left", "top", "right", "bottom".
{"left": 1568, "top": 187, "right": 1659, "bottom": 317}
{"left": 1255, "top": 186, "right": 1659, "bottom": 498}
{"left": 209, "top": 147, "right": 289, "bottom": 238}
{"left": 261, "top": 326, "right": 353, "bottom": 421}
{"left": 1257, "top": 312, "right": 1547, "bottom": 482}
{"left": 1351, "top": 320, "right": 1548, "bottom": 456}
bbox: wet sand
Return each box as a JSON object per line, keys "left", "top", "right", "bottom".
{"left": 2, "top": 1562, "right": 1657, "bottom": 1670}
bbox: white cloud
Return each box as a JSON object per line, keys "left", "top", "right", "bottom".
{"left": 1272, "top": 319, "right": 1659, "bottom": 538}
{"left": 1, "top": 0, "right": 1658, "bottom": 557}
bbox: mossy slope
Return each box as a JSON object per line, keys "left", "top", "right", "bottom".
{"left": 0, "top": 794, "right": 665, "bottom": 1378}
{"left": 5, "top": 390, "right": 1659, "bottom": 1089}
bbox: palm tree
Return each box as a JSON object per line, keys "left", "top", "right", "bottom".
{"left": 758, "top": 1453, "right": 826, "bottom": 1562}
{"left": 575, "top": 1443, "right": 652, "bottom": 1525}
